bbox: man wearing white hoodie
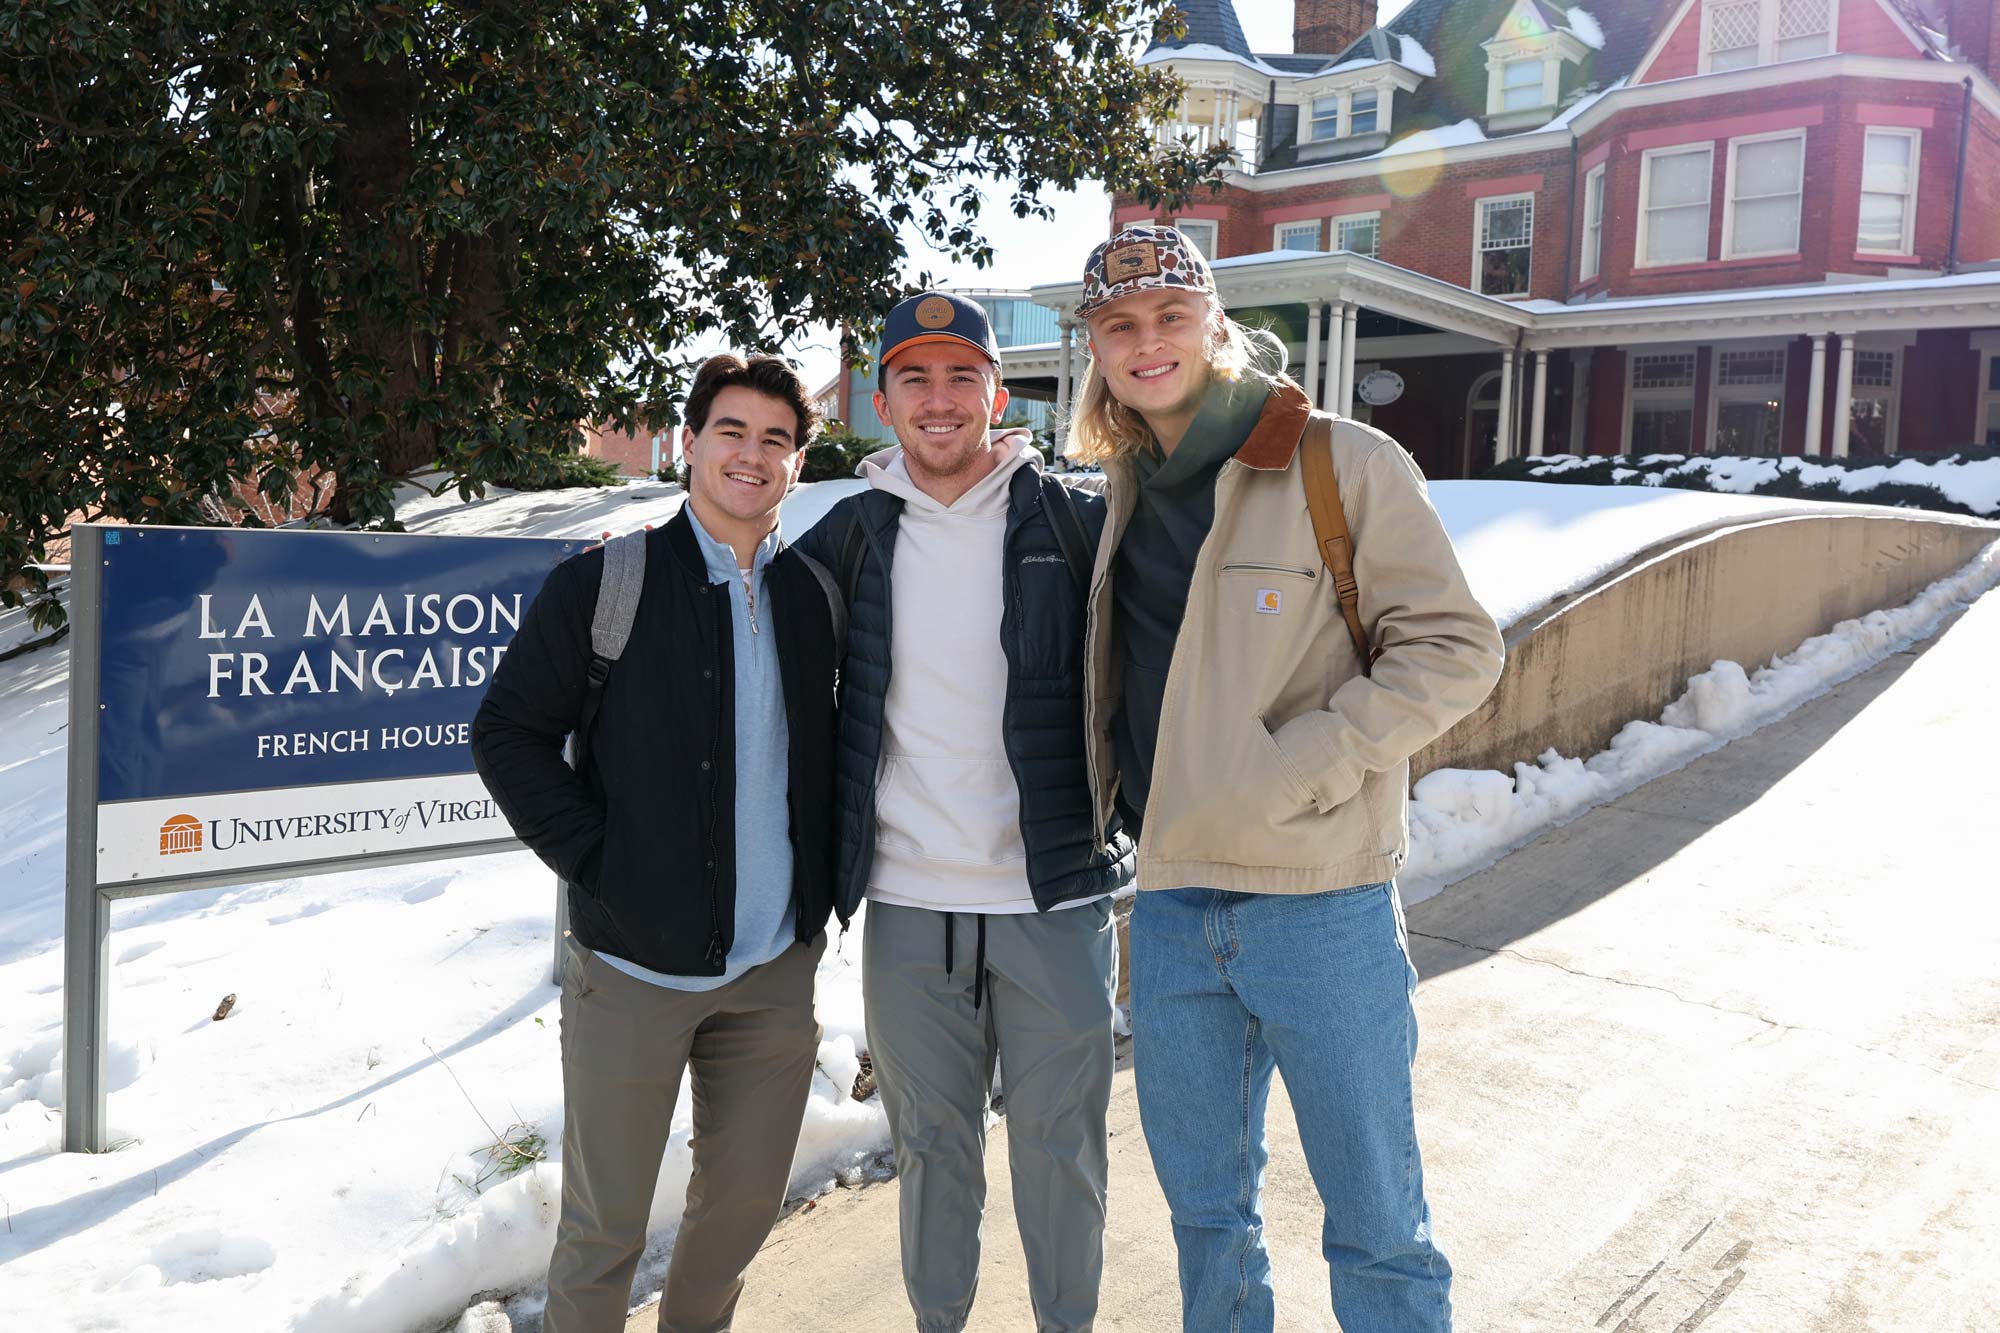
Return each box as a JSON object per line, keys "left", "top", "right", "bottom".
{"left": 794, "top": 291, "right": 1133, "bottom": 1333}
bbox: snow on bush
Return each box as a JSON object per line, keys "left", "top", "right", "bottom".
{"left": 1489, "top": 450, "right": 2000, "bottom": 519}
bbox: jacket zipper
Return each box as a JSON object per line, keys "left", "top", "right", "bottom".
{"left": 744, "top": 567, "right": 760, "bottom": 635}
{"left": 998, "top": 500, "right": 1042, "bottom": 910}
{"left": 704, "top": 585, "right": 727, "bottom": 968}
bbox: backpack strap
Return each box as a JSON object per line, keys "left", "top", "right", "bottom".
{"left": 1040, "top": 474, "right": 1093, "bottom": 602}
{"left": 792, "top": 550, "right": 847, "bottom": 662}
{"left": 1299, "top": 416, "right": 1378, "bottom": 677}
{"left": 570, "top": 528, "right": 649, "bottom": 773}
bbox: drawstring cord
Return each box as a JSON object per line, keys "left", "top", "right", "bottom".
{"left": 942, "top": 912, "right": 990, "bottom": 1012}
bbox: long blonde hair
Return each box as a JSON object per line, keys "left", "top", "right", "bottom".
{"left": 1064, "top": 302, "right": 1292, "bottom": 464}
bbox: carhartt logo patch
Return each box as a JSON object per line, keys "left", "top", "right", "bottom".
{"left": 1255, "top": 588, "right": 1282, "bottom": 615}
{"left": 1104, "top": 241, "right": 1161, "bottom": 279}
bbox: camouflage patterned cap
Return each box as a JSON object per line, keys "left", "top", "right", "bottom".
{"left": 1075, "top": 224, "right": 1217, "bottom": 322}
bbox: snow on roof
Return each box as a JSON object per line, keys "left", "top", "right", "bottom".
{"left": 1398, "top": 33, "right": 1438, "bottom": 76}
{"left": 1522, "top": 267, "right": 2000, "bottom": 315}
{"left": 1378, "top": 118, "right": 1490, "bottom": 157}
{"left": 1564, "top": 6, "right": 1606, "bottom": 50}
{"left": 1139, "top": 42, "right": 1287, "bottom": 77}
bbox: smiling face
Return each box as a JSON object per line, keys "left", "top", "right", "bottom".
{"left": 680, "top": 384, "right": 805, "bottom": 531}
{"left": 1084, "top": 287, "right": 1220, "bottom": 433}
{"left": 872, "top": 347, "right": 1011, "bottom": 493}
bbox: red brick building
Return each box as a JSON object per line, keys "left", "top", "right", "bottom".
{"left": 1016, "top": 0, "right": 2000, "bottom": 479}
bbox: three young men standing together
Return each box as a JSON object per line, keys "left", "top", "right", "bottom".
{"left": 473, "top": 225, "right": 1503, "bottom": 1332}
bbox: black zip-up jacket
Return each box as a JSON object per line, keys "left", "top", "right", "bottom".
{"left": 792, "top": 466, "right": 1135, "bottom": 916}
{"left": 470, "top": 507, "right": 840, "bottom": 976}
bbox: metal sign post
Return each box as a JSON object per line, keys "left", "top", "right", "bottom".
{"left": 58, "top": 523, "right": 578, "bottom": 1152}
{"left": 62, "top": 525, "right": 107, "bottom": 1153}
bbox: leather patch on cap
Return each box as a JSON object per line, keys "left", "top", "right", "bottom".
{"left": 1104, "top": 241, "right": 1162, "bottom": 279}
{"left": 914, "top": 295, "right": 956, "bottom": 328}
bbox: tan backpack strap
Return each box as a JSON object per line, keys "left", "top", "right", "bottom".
{"left": 1299, "top": 415, "right": 1377, "bottom": 677}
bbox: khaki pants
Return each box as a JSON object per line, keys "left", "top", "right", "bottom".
{"left": 546, "top": 932, "right": 826, "bottom": 1333}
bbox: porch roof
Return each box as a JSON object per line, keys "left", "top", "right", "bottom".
{"left": 1027, "top": 253, "right": 2000, "bottom": 353}
{"left": 1029, "top": 250, "right": 1534, "bottom": 345}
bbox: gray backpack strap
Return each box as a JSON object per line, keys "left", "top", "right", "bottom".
{"left": 570, "top": 529, "right": 649, "bottom": 776}
{"left": 792, "top": 550, "right": 847, "bottom": 662}
{"left": 590, "top": 528, "right": 649, "bottom": 663}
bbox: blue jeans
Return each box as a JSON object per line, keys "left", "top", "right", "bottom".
{"left": 1130, "top": 883, "right": 1451, "bottom": 1333}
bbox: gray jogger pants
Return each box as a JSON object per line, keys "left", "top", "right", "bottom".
{"left": 863, "top": 898, "right": 1117, "bottom": 1333}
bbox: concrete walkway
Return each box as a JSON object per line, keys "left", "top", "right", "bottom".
{"left": 633, "top": 591, "right": 2000, "bottom": 1331}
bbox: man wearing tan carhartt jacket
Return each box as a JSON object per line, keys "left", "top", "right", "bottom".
{"left": 1068, "top": 224, "right": 1502, "bottom": 1333}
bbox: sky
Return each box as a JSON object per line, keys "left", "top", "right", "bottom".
{"left": 780, "top": 0, "right": 1410, "bottom": 391}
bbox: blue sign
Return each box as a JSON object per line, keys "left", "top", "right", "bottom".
{"left": 96, "top": 527, "right": 576, "bottom": 805}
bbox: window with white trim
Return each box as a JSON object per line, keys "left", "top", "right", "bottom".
{"left": 1580, "top": 164, "right": 1606, "bottom": 282}
{"left": 1724, "top": 131, "right": 1804, "bottom": 259}
{"left": 1980, "top": 350, "right": 2000, "bottom": 446}
{"left": 1628, "top": 351, "right": 1697, "bottom": 452}
{"left": 1310, "top": 95, "right": 1342, "bottom": 142}
{"left": 1334, "top": 212, "right": 1381, "bottom": 258}
{"left": 1475, "top": 195, "right": 1533, "bottom": 296}
{"left": 1638, "top": 145, "right": 1712, "bottom": 268}
{"left": 1174, "top": 218, "right": 1218, "bottom": 259}
{"left": 1500, "top": 58, "right": 1545, "bottom": 111}
{"left": 1349, "top": 89, "right": 1379, "bottom": 136}
{"left": 1848, "top": 348, "right": 1900, "bottom": 454}
{"left": 1775, "top": 0, "right": 1833, "bottom": 60}
{"left": 1703, "top": 0, "right": 1831, "bottom": 72}
{"left": 1705, "top": 0, "right": 1762, "bottom": 70}
{"left": 1711, "top": 346, "right": 1786, "bottom": 454}
{"left": 1859, "top": 129, "right": 1919, "bottom": 256}
{"left": 1275, "top": 220, "right": 1322, "bottom": 251}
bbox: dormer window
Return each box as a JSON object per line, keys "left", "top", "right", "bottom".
{"left": 1701, "top": 0, "right": 1832, "bottom": 73}
{"left": 1483, "top": 1, "right": 1594, "bottom": 125}
{"left": 1350, "top": 89, "right": 1379, "bottom": 135}
{"left": 1307, "top": 84, "right": 1393, "bottom": 142}
{"left": 1310, "top": 95, "right": 1342, "bottom": 140}
{"left": 1499, "top": 58, "right": 1546, "bottom": 111}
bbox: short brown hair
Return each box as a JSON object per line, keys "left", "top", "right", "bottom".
{"left": 684, "top": 353, "right": 821, "bottom": 448}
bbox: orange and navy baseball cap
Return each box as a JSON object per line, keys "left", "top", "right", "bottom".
{"left": 1076, "top": 224, "right": 1217, "bottom": 322}
{"left": 878, "top": 291, "right": 1001, "bottom": 383}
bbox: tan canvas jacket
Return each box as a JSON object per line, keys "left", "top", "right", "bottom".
{"left": 1083, "top": 379, "right": 1504, "bottom": 894}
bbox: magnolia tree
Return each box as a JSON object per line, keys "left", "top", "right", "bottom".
{"left": 0, "top": 0, "right": 1223, "bottom": 630}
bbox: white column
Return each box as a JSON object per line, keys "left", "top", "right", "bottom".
{"left": 1055, "top": 320, "right": 1075, "bottom": 433}
{"left": 1339, "top": 304, "right": 1360, "bottom": 415}
{"left": 1323, "top": 302, "right": 1345, "bottom": 409}
{"left": 1528, "top": 349, "right": 1549, "bottom": 457}
{"left": 1304, "top": 302, "right": 1324, "bottom": 410}
{"left": 1832, "top": 333, "right": 1856, "bottom": 459}
{"left": 1802, "top": 333, "right": 1827, "bottom": 457}
{"left": 1496, "top": 348, "right": 1516, "bottom": 461}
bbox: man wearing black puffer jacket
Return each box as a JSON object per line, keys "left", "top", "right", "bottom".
{"left": 471, "top": 353, "right": 839, "bottom": 1333}
{"left": 794, "top": 292, "right": 1134, "bottom": 1333}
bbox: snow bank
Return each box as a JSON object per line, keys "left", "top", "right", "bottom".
{"left": 1430, "top": 481, "right": 1813, "bottom": 628}
{"left": 1400, "top": 539, "right": 2000, "bottom": 902}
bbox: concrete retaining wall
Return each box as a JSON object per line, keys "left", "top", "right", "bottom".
{"left": 1415, "top": 511, "right": 1998, "bottom": 779}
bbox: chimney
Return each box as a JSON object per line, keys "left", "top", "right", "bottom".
{"left": 1295, "top": 0, "right": 1379, "bottom": 54}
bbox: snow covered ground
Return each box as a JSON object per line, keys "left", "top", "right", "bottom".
{"left": 1, "top": 474, "right": 1992, "bottom": 1332}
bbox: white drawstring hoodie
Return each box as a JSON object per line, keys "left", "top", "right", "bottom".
{"left": 861, "top": 431, "right": 1045, "bottom": 913}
